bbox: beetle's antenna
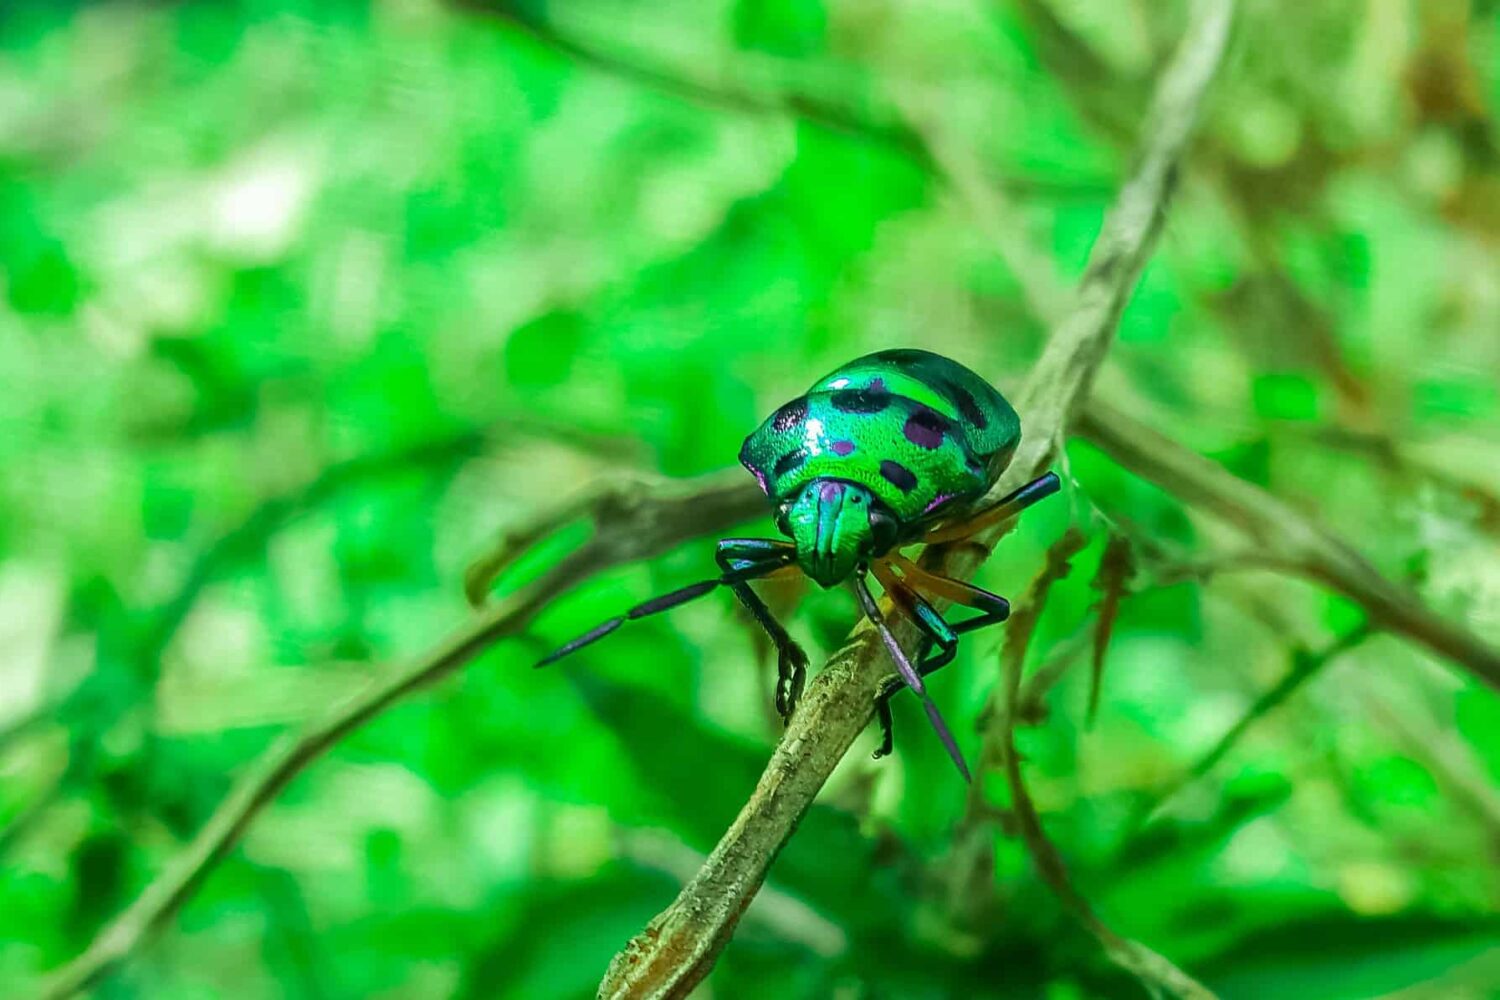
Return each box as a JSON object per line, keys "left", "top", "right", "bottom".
{"left": 536, "top": 552, "right": 795, "bottom": 668}
{"left": 853, "top": 572, "right": 972, "bottom": 783}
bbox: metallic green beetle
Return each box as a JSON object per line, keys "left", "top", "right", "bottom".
{"left": 537, "top": 349, "right": 1059, "bottom": 780}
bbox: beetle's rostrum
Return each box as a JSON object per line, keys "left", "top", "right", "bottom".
{"left": 536, "top": 348, "right": 1060, "bottom": 782}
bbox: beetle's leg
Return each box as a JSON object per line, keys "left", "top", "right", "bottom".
{"left": 867, "top": 561, "right": 961, "bottom": 760}
{"left": 536, "top": 545, "right": 797, "bottom": 667}
{"left": 873, "top": 560, "right": 953, "bottom": 676}
{"left": 853, "top": 570, "right": 972, "bottom": 782}
{"left": 868, "top": 559, "right": 1014, "bottom": 763}
{"left": 885, "top": 554, "right": 1012, "bottom": 631}
{"left": 922, "top": 471, "right": 1061, "bottom": 544}
{"left": 715, "top": 538, "right": 809, "bottom": 723}
{"left": 874, "top": 698, "right": 895, "bottom": 760}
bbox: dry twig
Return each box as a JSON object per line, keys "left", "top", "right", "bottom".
{"left": 993, "top": 542, "right": 1220, "bottom": 1000}
{"left": 1074, "top": 398, "right": 1500, "bottom": 693}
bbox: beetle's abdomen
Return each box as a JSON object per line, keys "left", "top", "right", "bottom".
{"left": 739, "top": 389, "right": 991, "bottom": 523}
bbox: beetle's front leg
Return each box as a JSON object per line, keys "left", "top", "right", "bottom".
{"left": 715, "top": 538, "right": 808, "bottom": 724}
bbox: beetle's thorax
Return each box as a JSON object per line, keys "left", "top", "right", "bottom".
{"left": 781, "top": 478, "right": 898, "bottom": 588}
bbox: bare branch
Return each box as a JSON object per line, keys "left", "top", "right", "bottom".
{"left": 1133, "top": 623, "right": 1374, "bottom": 829}
{"left": 456, "top": 1, "right": 1112, "bottom": 200}
{"left": 598, "top": 2, "right": 1236, "bottom": 994}
{"left": 967, "top": 528, "right": 1090, "bottom": 827}
{"left": 1074, "top": 397, "right": 1500, "bottom": 693}
{"left": 1357, "top": 682, "right": 1500, "bottom": 845}
{"left": 39, "top": 470, "right": 764, "bottom": 1000}
{"left": 995, "top": 544, "right": 1220, "bottom": 1000}
{"left": 943, "top": 529, "right": 1088, "bottom": 933}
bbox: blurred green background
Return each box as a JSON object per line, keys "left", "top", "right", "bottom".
{"left": 3, "top": 0, "right": 1499, "bottom": 997}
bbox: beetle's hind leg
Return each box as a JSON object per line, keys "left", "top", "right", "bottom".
{"left": 854, "top": 570, "right": 972, "bottom": 782}
{"left": 716, "top": 538, "right": 809, "bottom": 724}
{"left": 868, "top": 558, "right": 1012, "bottom": 761}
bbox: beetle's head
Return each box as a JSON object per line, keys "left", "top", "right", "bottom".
{"left": 778, "top": 479, "right": 900, "bottom": 588}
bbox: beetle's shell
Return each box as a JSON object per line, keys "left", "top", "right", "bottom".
{"left": 739, "top": 349, "right": 1021, "bottom": 526}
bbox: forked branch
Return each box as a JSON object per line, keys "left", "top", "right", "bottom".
{"left": 1074, "top": 397, "right": 1500, "bottom": 693}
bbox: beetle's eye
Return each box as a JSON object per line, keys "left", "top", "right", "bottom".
{"left": 774, "top": 504, "right": 792, "bottom": 536}
{"left": 868, "top": 507, "right": 898, "bottom": 551}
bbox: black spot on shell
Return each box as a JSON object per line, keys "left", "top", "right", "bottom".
{"left": 903, "top": 407, "right": 950, "bottom": 450}
{"left": 774, "top": 449, "right": 808, "bottom": 478}
{"left": 831, "top": 386, "right": 889, "bottom": 414}
{"left": 879, "top": 460, "right": 917, "bottom": 493}
{"left": 945, "top": 380, "right": 989, "bottom": 430}
{"left": 771, "top": 398, "right": 808, "bottom": 433}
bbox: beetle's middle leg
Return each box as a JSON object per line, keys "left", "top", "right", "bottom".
{"left": 716, "top": 538, "right": 809, "bottom": 724}
{"left": 868, "top": 559, "right": 1012, "bottom": 760}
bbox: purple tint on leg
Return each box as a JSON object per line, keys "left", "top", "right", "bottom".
{"left": 923, "top": 493, "right": 956, "bottom": 515}
{"left": 830, "top": 439, "right": 856, "bottom": 456}
{"left": 874, "top": 620, "right": 926, "bottom": 695}
{"left": 921, "top": 699, "right": 973, "bottom": 783}
{"left": 854, "top": 572, "right": 970, "bottom": 781}
{"left": 853, "top": 573, "right": 924, "bottom": 695}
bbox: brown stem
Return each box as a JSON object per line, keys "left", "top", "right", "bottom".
{"left": 1074, "top": 397, "right": 1500, "bottom": 693}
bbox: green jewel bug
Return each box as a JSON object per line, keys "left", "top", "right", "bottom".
{"left": 537, "top": 348, "right": 1059, "bottom": 781}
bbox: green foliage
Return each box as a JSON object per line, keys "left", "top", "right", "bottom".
{"left": 2, "top": 1, "right": 1498, "bottom": 998}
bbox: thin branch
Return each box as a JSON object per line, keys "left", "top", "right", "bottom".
{"left": 598, "top": 3, "right": 1236, "bottom": 995}
{"left": 1356, "top": 682, "right": 1500, "bottom": 846}
{"left": 464, "top": 470, "right": 671, "bottom": 607}
{"left": 457, "top": 1, "right": 1113, "bottom": 200}
{"left": 1012, "top": 543, "right": 1301, "bottom": 726}
{"left": 0, "top": 702, "right": 50, "bottom": 758}
{"left": 39, "top": 470, "right": 765, "bottom": 1000}
{"left": 967, "top": 528, "right": 1090, "bottom": 827}
{"left": 944, "top": 529, "right": 1089, "bottom": 933}
{"left": 1132, "top": 623, "right": 1374, "bottom": 829}
{"left": 1074, "top": 397, "right": 1500, "bottom": 693}
{"left": 996, "top": 549, "right": 1219, "bottom": 1000}
{"left": 0, "top": 777, "right": 65, "bottom": 859}
{"left": 0, "top": 431, "right": 499, "bottom": 871}
{"left": 614, "top": 828, "right": 848, "bottom": 959}
{"left": 1297, "top": 424, "right": 1500, "bottom": 539}
{"left": 143, "top": 430, "right": 492, "bottom": 675}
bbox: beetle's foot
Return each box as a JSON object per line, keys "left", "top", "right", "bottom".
{"left": 873, "top": 698, "right": 894, "bottom": 759}
{"left": 774, "top": 643, "right": 809, "bottom": 725}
